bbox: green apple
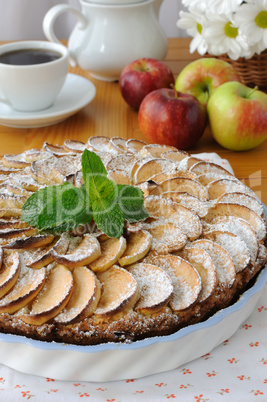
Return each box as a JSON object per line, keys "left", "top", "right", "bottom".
{"left": 207, "top": 81, "right": 267, "bottom": 151}
{"left": 175, "top": 58, "right": 240, "bottom": 106}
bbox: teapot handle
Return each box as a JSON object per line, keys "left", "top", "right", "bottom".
{"left": 43, "top": 4, "right": 88, "bottom": 67}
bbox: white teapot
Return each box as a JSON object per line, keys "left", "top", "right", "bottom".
{"left": 43, "top": 0, "right": 167, "bottom": 81}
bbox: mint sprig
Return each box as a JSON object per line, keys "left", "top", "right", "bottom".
{"left": 21, "top": 149, "right": 149, "bottom": 238}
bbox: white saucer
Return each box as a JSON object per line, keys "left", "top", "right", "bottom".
{"left": 0, "top": 74, "right": 96, "bottom": 128}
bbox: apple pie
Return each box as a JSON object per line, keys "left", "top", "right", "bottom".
{"left": 0, "top": 136, "right": 266, "bottom": 345}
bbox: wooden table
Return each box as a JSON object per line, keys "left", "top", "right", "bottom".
{"left": 0, "top": 38, "right": 266, "bottom": 204}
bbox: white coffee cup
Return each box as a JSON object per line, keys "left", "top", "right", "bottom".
{"left": 0, "top": 40, "right": 69, "bottom": 112}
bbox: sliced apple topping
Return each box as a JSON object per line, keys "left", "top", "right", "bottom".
{"left": 203, "top": 230, "right": 251, "bottom": 272}
{"left": 106, "top": 153, "right": 138, "bottom": 174}
{"left": 179, "top": 247, "right": 217, "bottom": 303}
{"left": 133, "top": 158, "right": 176, "bottom": 184}
{"left": 162, "top": 191, "right": 209, "bottom": 217}
{"left": 206, "top": 215, "right": 259, "bottom": 264}
{"left": 0, "top": 226, "right": 38, "bottom": 239}
{"left": 31, "top": 156, "right": 57, "bottom": 185}
{"left": 0, "top": 208, "right": 22, "bottom": 219}
{"left": 1, "top": 181, "right": 33, "bottom": 197}
{"left": 19, "top": 264, "right": 73, "bottom": 325}
{"left": 140, "top": 144, "right": 177, "bottom": 158}
{"left": 109, "top": 137, "right": 127, "bottom": 154}
{"left": 52, "top": 155, "right": 82, "bottom": 183}
{"left": 2, "top": 153, "right": 31, "bottom": 168}
{"left": 161, "top": 149, "right": 189, "bottom": 162}
{"left": 22, "top": 233, "right": 70, "bottom": 269}
{"left": 190, "top": 239, "right": 236, "bottom": 288}
{"left": 0, "top": 161, "right": 22, "bottom": 174}
{"left": 0, "top": 193, "right": 28, "bottom": 210}
{"left": 23, "top": 149, "right": 52, "bottom": 163}
{"left": 0, "top": 250, "right": 21, "bottom": 298}
{"left": 8, "top": 171, "right": 42, "bottom": 192}
{"left": 126, "top": 138, "right": 147, "bottom": 154}
{"left": 151, "top": 177, "right": 208, "bottom": 201}
{"left": 51, "top": 234, "right": 101, "bottom": 268}
{"left": 144, "top": 195, "right": 202, "bottom": 241}
{"left": 145, "top": 254, "right": 201, "bottom": 311}
{"left": 95, "top": 265, "right": 139, "bottom": 317}
{"left": 3, "top": 234, "right": 55, "bottom": 250}
{"left": 0, "top": 219, "right": 29, "bottom": 230}
{"left": 63, "top": 139, "right": 86, "bottom": 153}
{"left": 144, "top": 220, "right": 187, "bottom": 253}
{"left": 207, "top": 178, "right": 257, "bottom": 200}
{"left": 107, "top": 170, "right": 131, "bottom": 185}
{"left": 86, "top": 136, "right": 111, "bottom": 152}
{"left": 197, "top": 172, "right": 239, "bottom": 186}
{"left": 42, "top": 141, "right": 75, "bottom": 157}
{"left": 89, "top": 236, "right": 127, "bottom": 272}
{"left": 0, "top": 267, "right": 46, "bottom": 314}
{"left": 216, "top": 191, "right": 265, "bottom": 218}
{"left": 205, "top": 203, "right": 266, "bottom": 241}
{"left": 118, "top": 229, "right": 152, "bottom": 266}
{"left": 54, "top": 266, "right": 101, "bottom": 324}
{"left": 150, "top": 171, "right": 197, "bottom": 184}
{"left": 189, "top": 161, "right": 234, "bottom": 177}
{"left": 128, "top": 263, "right": 173, "bottom": 314}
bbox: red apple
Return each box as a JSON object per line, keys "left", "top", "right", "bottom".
{"left": 175, "top": 58, "right": 240, "bottom": 106}
{"left": 207, "top": 81, "right": 267, "bottom": 151}
{"left": 119, "top": 58, "right": 175, "bottom": 110}
{"left": 138, "top": 88, "right": 207, "bottom": 150}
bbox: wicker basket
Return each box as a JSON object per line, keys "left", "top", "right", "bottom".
{"left": 205, "top": 50, "right": 267, "bottom": 92}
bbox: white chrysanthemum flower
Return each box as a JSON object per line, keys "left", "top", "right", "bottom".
{"left": 204, "top": 13, "right": 250, "bottom": 59}
{"left": 181, "top": 0, "right": 207, "bottom": 13}
{"left": 234, "top": 0, "right": 267, "bottom": 50}
{"left": 206, "top": 0, "right": 244, "bottom": 14}
{"left": 177, "top": 10, "right": 208, "bottom": 54}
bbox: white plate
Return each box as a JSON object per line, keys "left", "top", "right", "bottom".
{"left": 0, "top": 74, "right": 96, "bottom": 128}
{"left": 0, "top": 206, "right": 266, "bottom": 382}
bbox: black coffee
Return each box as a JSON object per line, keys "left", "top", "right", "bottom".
{"left": 0, "top": 49, "right": 62, "bottom": 65}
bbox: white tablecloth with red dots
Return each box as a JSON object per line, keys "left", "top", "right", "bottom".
{"left": 0, "top": 153, "right": 266, "bottom": 402}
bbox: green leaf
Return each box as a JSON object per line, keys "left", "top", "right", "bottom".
{"left": 22, "top": 183, "right": 92, "bottom": 232}
{"left": 117, "top": 184, "right": 149, "bottom": 222}
{"left": 21, "top": 148, "right": 149, "bottom": 238}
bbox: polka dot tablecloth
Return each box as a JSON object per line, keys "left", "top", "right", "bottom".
{"left": 0, "top": 154, "right": 266, "bottom": 402}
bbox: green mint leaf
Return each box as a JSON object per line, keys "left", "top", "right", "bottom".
{"left": 22, "top": 183, "right": 92, "bottom": 232}
{"left": 117, "top": 184, "right": 149, "bottom": 222}
{"left": 21, "top": 148, "right": 149, "bottom": 238}
{"left": 92, "top": 198, "right": 124, "bottom": 239}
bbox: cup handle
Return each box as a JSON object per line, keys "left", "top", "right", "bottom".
{"left": 43, "top": 4, "right": 88, "bottom": 67}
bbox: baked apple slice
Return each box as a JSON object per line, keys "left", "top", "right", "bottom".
{"left": 54, "top": 266, "right": 101, "bottom": 324}
{"left": 207, "top": 178, "right": 257, "bottom": 200}
{"left": 118, "top": 229, "right": 152, "bottom": 266}
{"left": 126, "top": 138, "right": 147, "bottom": 154}
{"left": 162, "top": 191, "right": 209, "bottom": 218}
{"left": 88, "top": 236, "right": 127, "bottom": 272}
{"left": 190, "top": 239, "right": 236, "bottom": 288}
{"left": 216, "top": 191, "right": 264, "bottom": 218}
{"left": 189, "top": 160, "right": 234, "bottom": 177}
{"left": 144, "top": 254, "right": 201, "bottom": 311}
{"left": 63, "top": 139, "right": 86, "bottom": 153}
{"left": 179, "top": 247, "right": 217, "bottom": 303}
{"left": 144, "top": 220, "right": 187, "bottom": 253}
{"left": 3, "top": 234, "right": 55, "bottom": 250}
{"left": 95, "top": 265, "right": 139, "bottom": 317}
{"left": 140, "top": 143, "right": 176, "bottom": 158}
{"left": 0, "top": 267, "right": 46, "bottom": 314}
{"left": 128, "top": 263, "right": 173, "bottom": 314}
{"left": 30, "top": 156, "right": 57, "bottom": 185}
{"left": 22, "top": 233, "right": 70, "bottom": 269}
{"left": 133, "top": 158, "right": 176, "bottom": 184}
{"left": 152, "top": 177, "right": 208, "bottom": 201}
{"left": 203, "top": 230, "right": 251, "bottom": 272}
{"left": 205, "top": 203, "right": 266, "bottom": 241}
{"left": 19, "top": 264, "right": 73, "bottom": 325}
{"left": 0, "top": 250, "right": 20, "bottom": 298}
{"left": 2, "top": 153, "right": 31, "bottom": 168}
{"left": 51, "top": 234, "right": 101, "bottom": 268}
